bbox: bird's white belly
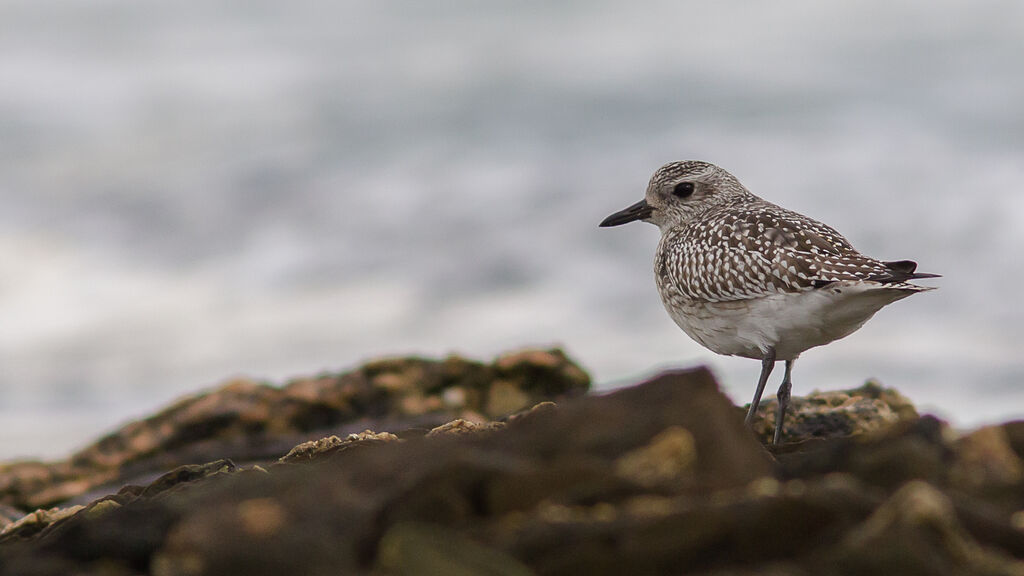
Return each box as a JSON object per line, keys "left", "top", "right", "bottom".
{"left": 661, "top": 282, "right": 913, "bottom": 360}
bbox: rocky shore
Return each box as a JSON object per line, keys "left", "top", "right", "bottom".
{"left": 0, "top": 349, "right": 1021, "bottom": 575}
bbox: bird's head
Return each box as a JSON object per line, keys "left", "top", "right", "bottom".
{"left": 600, "top": 160, "right": 751, "bottom": 232}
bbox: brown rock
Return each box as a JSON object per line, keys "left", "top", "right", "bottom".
{"left": 0, "top": 505, "right": 84, "bottom": 541}
{"left": 425, "top": 419, "right": 505, "bottom": 438}
{"left": 5, "top": 364, "right": 1024, "bottom": 576}
{"left": 828, "top": 481, "right": 1022, "bottom": 575}
{"left": 493, "top": 349, "right": 590, "bottom": 399}
{"left": 0, "top": 348, "right": 590, "bottom": 509}
{"left": 614, "top": 426, "right": 697, "bottom": 489}
{"left": 777, "top": 415, "right": 953, "bottom": 491}
{"left": 278, "top": 431, "right": 400, "bottom": 464}
{"left": 485, "top": 380, "right": 533, "bottom": 418}
{"left": 236, "top": 498, "right": 288, "bottom": 538}
{"left": 951, "top": 426, "right": 1024, "bottom": 490}
{"left": 0, "top": 504, "right": 24, "bottom": 532}
{"left": 377, "top": 522, "right": 536, "bottom": 576}
{"left": 1000, "top": 420, "right": 1024, "bottom": 458}
{"left": 507, "top": 401, "right": 558, "bottom": 423}
{"left": 137, "top": 459, "right": 239, "bottom": 500}
{"left": 751, "top": 381, "right": 919, "bottom": 445}
{"left": 499, "top": 470, "right": 880, "bottom": 576}
{"left": 0, "top": 367, "right": 767, "bottom": 575}
{"left": 277, "top": 436, "right": 345, "bottom": 464}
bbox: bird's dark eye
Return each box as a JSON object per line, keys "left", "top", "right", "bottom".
{"left": 673, "top": 182, "right": 695, "bottom": 198}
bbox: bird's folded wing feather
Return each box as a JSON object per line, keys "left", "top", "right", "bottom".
{"left": 659, "top": 203, "right": 903, "bottom": 302}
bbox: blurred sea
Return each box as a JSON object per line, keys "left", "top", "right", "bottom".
{"left": 1, "top": 1, "right": 1022, "bottom": 458}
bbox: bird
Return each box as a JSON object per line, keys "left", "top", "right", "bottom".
{"left": 600, "top": 160, "right": 938, "bottom": 445}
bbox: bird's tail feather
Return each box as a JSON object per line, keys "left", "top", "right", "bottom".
{"left": 881, "top": 260, "right": 941, "bottom": 282}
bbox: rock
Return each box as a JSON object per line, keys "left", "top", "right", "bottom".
{"left": 2, "top": 361, "right": 1023, "bottom": 575}
{"left": 0, "top": 348, "right": 589, "bottom": 509}
{"left": 0, "top": 459, "right": 237, "bottom": 545}
{"left": 277, "top": 435, "right": 345, "bottom": 464}
{"left": 135, "top": 460, "right": 239, "bottom": 500}
{"left": 0, "top": 505, "right": 24, "bottom": 533}
{"left": 0, "top": 367, "right": 771, "bottom": 575}
{"left": 1000, "top": 420, "right": 1024, "bottom": 458}
{"left": 951, "top": 425, "right": 1024, "bottom": 490}
{"left": 507, "top": 401, "right": 558, "bottom": 423}
{"left": 614, "top": 426, "right": 697, "bottom": 489}
{"left": 377, "top": 522, "right": 536, "bottom": 576}
{"left": 494, "top": 349, "right": 590, "bottom": 398}
{"left": 750, "top": 381, "right": 919, "bottom": 445}
{"left": 777, "top": 415, "right": 952, "bottom": 491}
{"left": 498, "top": 472, "right": 881, "bottom": 576}
{"left": 827, "top": 481, "right": 1022, "bottom": 575}
{"left": 235, "top": 498, "right": 288, "bottom": 538}
{"left": 425, "top": 419, "right": 505, "bottom": 438}
{"left": 80, "top": 499, "right": 121, "bottom": 520}
{"left": 485, "top": 380, "right": 533, "bottom": 419}
{"left": 0, "top": 505, "right": 84, "bottom": 542}
{"left": 278, "top": 431, "right": 400, "bottom": 464}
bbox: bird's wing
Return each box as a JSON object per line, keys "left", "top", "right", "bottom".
{"left": 659, "top": 203, "right": 914, "bottom": 302}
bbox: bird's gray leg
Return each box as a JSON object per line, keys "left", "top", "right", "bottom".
{"left": 773, "top": 359, "right": 795, "bottom": 445}
{"left": 744, "top": 347, "right": 776, "bottom": 426}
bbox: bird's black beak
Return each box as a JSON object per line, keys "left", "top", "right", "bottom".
{"left": 600, "top": 199, "right": 653, "bottom": 227}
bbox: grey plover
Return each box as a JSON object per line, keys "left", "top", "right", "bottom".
{"left": 601, "top": 160, "right": 938, "bottom": 445}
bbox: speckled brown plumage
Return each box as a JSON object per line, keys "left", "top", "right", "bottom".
{"left": 655, "top": 200, "right": 930, "bottom": 303}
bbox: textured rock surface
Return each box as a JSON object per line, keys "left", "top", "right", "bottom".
{"left": 277, "top": 431, "right": 400, "bottom": 464}
{"left": 0, "top": 356, "right": 1022, "bottom": 575}
{"left": 748, "top": 381, "right": 919, "bottom": 445}
{"left": 0, "top": 368, "right": 776, "bottom": 575}
{"left": 0, "top": 348, "right": 589, "bottom": 510}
